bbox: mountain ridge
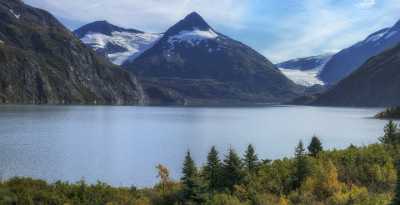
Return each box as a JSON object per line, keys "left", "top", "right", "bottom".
{"left": 123, "top": 12, "right": 304, "bottom": 104}
{"left": 312, "top": 42, "right": 400, "bottom": 107}
{"left": 319, "top": 19, "right": 400, "bottom": 84}
{"left": 0, "top": 0, "right": 146, "bottom": 105}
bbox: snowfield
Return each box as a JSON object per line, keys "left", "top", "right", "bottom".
{"left": 81, "top": 31, "right": 162, "bottom": 65}
{"left": 168, "top": 29, "right": 218, "bottom": 46}
{"left": 279, "top": 68, "right": 324, "bottom": 87}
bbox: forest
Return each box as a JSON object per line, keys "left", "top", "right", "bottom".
{"left": 0, "top": 121, "right": 400, "bottom": 205}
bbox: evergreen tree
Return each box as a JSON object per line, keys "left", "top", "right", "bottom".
{"left": 392, "top": 160, "right": 400, "bottom": 205}
{"left": 181, "top": 151, "right": 206, "bottom": 204}
{"left": 222, "top": 148, "right": 244, "bottom": 192}
{"left": 203, "top": 146, "right": 222, "bottom": 194}
{"left": 380, "top": 120, "right": 399, "bottom": 145}
{"left": 244, "top": 144, "right": 259, "bottom": 174}
{"left": 308, "top": 136, "right": 323, "bottom": 157}
{"left": 293, "top": 140, "right": 310, "bottom": 190}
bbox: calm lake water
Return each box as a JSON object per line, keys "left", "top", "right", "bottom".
{"left": 0, "top": 105, "right": 393, "bottom": 187}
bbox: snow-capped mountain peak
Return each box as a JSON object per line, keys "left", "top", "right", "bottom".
{"left": 160, "top": 12, "right": 222, "bottom": 51}
{"left": 74, "top": 21, "right": 162, "bottom": 65}
{"left": 164, "top": 12, "right": 214, "bottom": 37}
{"left": 74, "top": 20, "right": 143, "bottom": 38}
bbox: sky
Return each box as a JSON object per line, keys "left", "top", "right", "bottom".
{"left": 24, "top": 0, "right": 400, "bottom": 63}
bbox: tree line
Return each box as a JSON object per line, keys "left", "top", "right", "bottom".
{"left": 0, "top": 121, "right": 399, "bottom": 205}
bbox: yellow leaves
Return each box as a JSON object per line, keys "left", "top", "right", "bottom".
{"left": 278, "top": 196, "right": 289, "bottom": 205}
{"left": 328, "top": 185, "right": 369, "bottom": 205}
{"left": 299, "top": 160, "right": 344, "bottom": 202}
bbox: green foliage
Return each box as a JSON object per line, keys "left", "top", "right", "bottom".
{"left": 222, "top": 148, "right": 245, "bottom": 192}
{"left": 376, "top": 107, "right": 400, "bottom": 119}
{"left": 243, "top": 144, "right": 259, "bottom": 174}
{"left": 181, "top": 151, "right": 207, "bottom": 204}
{"left": 392, "top": 161, "right": 400, "bottom": 205}
{"left": 204, "top": 146, "right": 222, "bottom": 194}
{"left": 308, "top": 136, "right": 323, "bottom": 157}
{"left": 292, "top": 140, "right": 311, "bottom": 190}
{"left": 380, "top": 120, "right": 400, "bottom": 145}
{"left": 206, "top": 193, "right": 243, "bottom": 205}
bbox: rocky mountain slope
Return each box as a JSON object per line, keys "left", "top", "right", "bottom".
{"left": 124, "top": 12, "right": 303, "bottom": 104}
{"left": 0, "top": 0, "right": 145, "bottom": 105}
{"left": 312, "top": 43, "right": 400, "bottom": 107}
{"left": 74, "top": 21, "right": 161, "bottom": 65}
{"left": 319, "top": 20, "right": 400, "bottom": 85}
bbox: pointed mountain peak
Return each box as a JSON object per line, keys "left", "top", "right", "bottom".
{"left": 183, "top": 12, "right": 204, "bottom": 22}
{"left": 74, "top": 20, "right": 143, "bottom": 38}
{"left": 164, "top": 12, "right": 213, "bottom": 37}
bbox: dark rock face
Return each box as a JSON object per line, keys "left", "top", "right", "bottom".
{"left": 74, "top": 20, "right": 143, "bottom": 38}
{"left": 319, "top": 20, "right": 400, "bottom": 85}
{"left": 0, "top": 0, "right": 145, "bottom": 105}
{"left": 276, "top": 54, "right": 332, "bottom": 71}
{"left": 125, "top": 12, "right": 303, "bottom": 104}
{"left": 313, "top": 43, "right": 400, "bottom": 107}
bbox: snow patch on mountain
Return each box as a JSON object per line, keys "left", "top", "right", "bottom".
{"left": 365, "top": 32, "right": 386, "bottom": 43}
{"left": 168, "top": 29, "right": 218, "bottom": 47}
{"left": 81, "top": 31, "right": 162, "bottom": 65}
{"left": 277, "top": 54, "right": 333, "bottom": 86}
{"left": 385, "top": 31, "right": 398, "bottom": 39}
{"left": 279, "top": 68, "right": 324, "bottom": 87}
{"left": 9, "top": 9, "right": 20, "bottom": 19}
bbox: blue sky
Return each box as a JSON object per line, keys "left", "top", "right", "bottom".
{"left": 24, "top": 0, "right": 400, "bottom": 63}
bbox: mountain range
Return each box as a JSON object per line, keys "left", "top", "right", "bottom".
{"left": 2, "top": 0, "right": 399, "bottom": 107}
{"left": 312, "top": 42, "right": 400, "bottom": 107}
{"left": 279, "top": 19, "right": 400, "bottom": 87}
{"left": 74, "top": 21, "right": 162, "bottom": 65}
{"left": 77, "top": 12, "right": 304, "bottom": 105}
{"left": 319, "top": 20, "right": 400, "bottom": 85}
{"left": 0, "top": 0, "right": 145, "bottom": 105}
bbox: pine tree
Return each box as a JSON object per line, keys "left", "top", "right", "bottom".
{"left": 244, "top": 144, "right": 259, "bottom": 174}
{"left": 380, "top": 120, "right": 399, "bottom": 145}
{"left": 203, "top": 146, "right": 222, "bottom": 194}
{"left": 308, "top": 136, "right": 323, "bottom": 157}
{"left": 293, "top": 140, "right": 310, "bottom": 190}
{"left": 392, "top": 160, "right": 400, "bottom": 205}
{"left": 181, "top": 151, "right": 206, "bottom": 204}
{"left": 222, "top": 148, "right": 244, "bottom": 192}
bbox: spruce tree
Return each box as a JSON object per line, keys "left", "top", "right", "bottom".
{"left": 392, "top": 160, "right": 400, "bottom": 205}
{"left": 244, "top": 144, "right": 259, "bottom": 174}
{"left": 181, "top": 151, "right": 205, "bottom": 204}
{"left": 293, "top": 140, "right": 310, "bottom": 190}
{"left": 380, "top": 120, "right": 399, "bottom": 145}
{"left": 308, "top": 136, "right": 323, "bottom": 157}
{"left": 203, "top": 146, "right": 222, "bottom": 194}
{"left": 222, "top": 148, "right": 244, "bottom": 192}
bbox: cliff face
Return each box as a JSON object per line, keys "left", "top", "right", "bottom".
{"left": 0, "top": 0, "right": 146, "bottom": 105}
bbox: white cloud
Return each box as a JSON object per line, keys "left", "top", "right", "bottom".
{"left": 24, "top": 0, "right": 250, "bottom": 32}
{"left": 264, "top": 0, "right": 400, "bottom": 63}
{"left": 356, "top": 0, "right": 376, "bottom": 9}
{"left": 23, "top": 0, "right": 400, "bottom": 63}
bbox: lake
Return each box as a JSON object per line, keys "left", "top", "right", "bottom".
{"left": 0, "top": 105, "right": 392, "bottom": 187}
